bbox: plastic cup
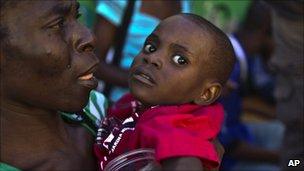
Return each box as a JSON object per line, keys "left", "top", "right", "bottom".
{"left": 104, "top": 148, "right": 161, "bottom": 171}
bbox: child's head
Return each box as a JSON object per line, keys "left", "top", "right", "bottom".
{"left": 129, "top": 13, "right": 235, "bottom": 106}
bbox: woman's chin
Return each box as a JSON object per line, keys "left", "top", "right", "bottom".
{"left": 59, "top": 96, "right": 90, "bottom": 113}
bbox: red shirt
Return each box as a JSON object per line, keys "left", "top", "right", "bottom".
{"left": 94, "top": 93, "right": 224, "bottom": 170}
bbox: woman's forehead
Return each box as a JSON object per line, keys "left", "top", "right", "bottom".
{"left": 1, "top": 0, "right": 78, "bottom": 34}
{"left": 5, "top": 1, "right": 77, "bottom": 19}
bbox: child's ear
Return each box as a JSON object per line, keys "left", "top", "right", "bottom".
{"left": 194, "top": 83, "right": 222, "bottom": 105}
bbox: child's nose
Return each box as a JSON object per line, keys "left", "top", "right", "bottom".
{"left": 142, "top": 55, "right": 162, "bottom": 69}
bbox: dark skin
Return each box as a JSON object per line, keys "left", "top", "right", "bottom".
{"left": 94, "top": 0, "right": 181, "bottom": 88}
{"left": 129, "top": 15, "right": 224, "bottom": 170}
{"left": 1, "top": 1, "right": 99, "bottom": 170}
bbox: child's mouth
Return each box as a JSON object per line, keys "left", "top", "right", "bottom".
{"left": 132, "top": 69, "right": 156, "bottom": 87}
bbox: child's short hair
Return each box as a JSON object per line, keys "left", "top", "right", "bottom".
{"left": 180, "top": 13, "right": 236, "bottom": 85}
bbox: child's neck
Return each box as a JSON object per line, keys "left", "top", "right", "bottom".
{"left": 136, "top": 101, "right": 158, "bottom": 112}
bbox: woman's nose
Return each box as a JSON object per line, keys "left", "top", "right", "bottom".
{"left": 74, "top": 25, "right": 96, "bottom": 53}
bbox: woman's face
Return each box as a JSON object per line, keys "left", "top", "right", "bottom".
{"left": 1, "top": 1, "right": 99, "bottom": 112}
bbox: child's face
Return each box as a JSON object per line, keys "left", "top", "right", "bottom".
{"left": 129, "top": 15, "right": 214, "bottom": 106}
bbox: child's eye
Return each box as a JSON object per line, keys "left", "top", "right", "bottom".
{"left": 172, "top": 55, "right": 188, "bottom": 65}
{"left": 143, "top": 43, "right": 156, "bottom": 53}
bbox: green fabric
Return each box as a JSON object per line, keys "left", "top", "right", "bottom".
{"left": 61, "top": 90, "right": 108, "bottom": 136}
{"left": 192, "top": 0, "right": 251, "bottom": 33}
{"left": 0, "top": 163, "right": 21, "bottom": 171}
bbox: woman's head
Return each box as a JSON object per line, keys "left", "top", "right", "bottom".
{"left": 0, "top": 0, "right": 99, "bottom": 112}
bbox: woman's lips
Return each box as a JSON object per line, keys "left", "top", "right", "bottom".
{"left": 77, "top": 73, "right": 98, "bottom": 89}
{"left": 77, "top": 63, "right": 99, "bottom": 89}
{"left": 79, "top": 73, "right": 93, "bottom": 80}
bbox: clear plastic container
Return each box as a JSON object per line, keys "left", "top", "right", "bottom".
{"left": 104, "top": 148, "right": 161, "bottom": 171}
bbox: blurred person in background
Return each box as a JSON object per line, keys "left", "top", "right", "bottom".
{"left": 219, "top": 1, "right": 285, "bottom": 171}
{"left": 93, "top": 0, "right": 191, "bottom": 102}
{"left": 78, "top": 0, "right": 96, "bottom": 30}
{"left": 191, "top": 0, "right": 251, "bottom": 34}
{"left": 266, "top": 1, "right": 304, "bottom": 170}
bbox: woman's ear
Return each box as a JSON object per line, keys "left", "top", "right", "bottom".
{"left": 194, "top": 83, "right": 222, "bottom": 105}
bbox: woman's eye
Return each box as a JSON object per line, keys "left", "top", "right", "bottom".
{"left": 172, "top": 55, "right": 188, "bottom": 65}
{"left": 143, "top": 43, "right": 156, "bottom": 53}
{"left": 49, "top": 18, "right": 65, "bottom": 29}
